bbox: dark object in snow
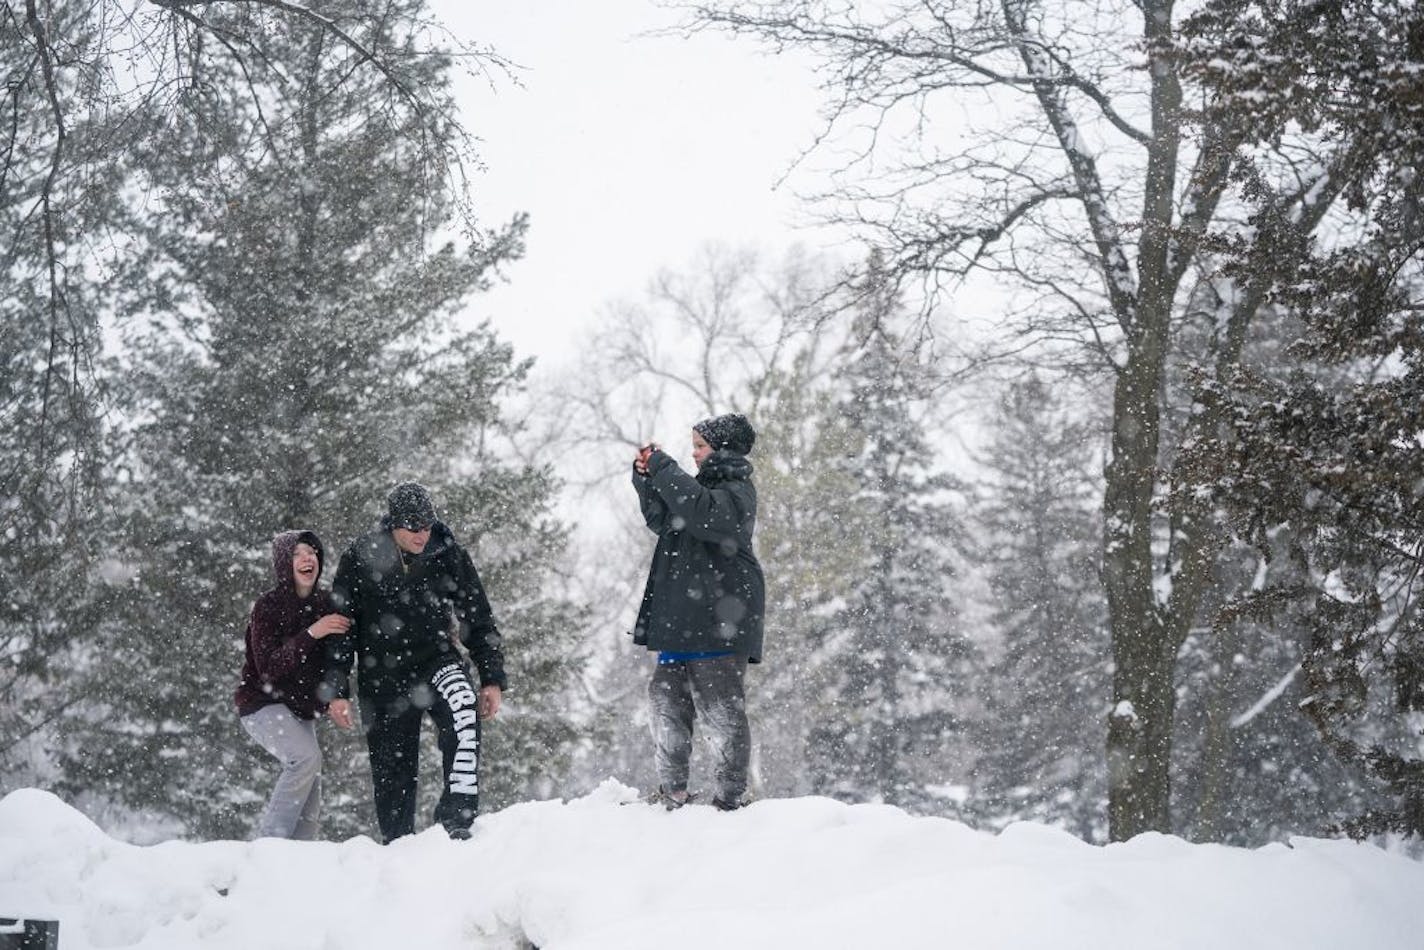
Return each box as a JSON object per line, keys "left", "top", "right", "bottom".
{"left": 692, "top": 413, "right": 756, "bottom": 455}
{"left": 447, "top": 826, "right": 472, "bottom": 841}
{"left": 0, "top": 918, "right": 59, "bottom": 950}
{"left": 711, "top": 795, "right": 747, "bottom": 812}
{"left": 382, "top": 481, "right": 438, "bottom": 531}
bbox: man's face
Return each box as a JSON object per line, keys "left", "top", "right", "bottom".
{"left": 692, "top": 430, "right": 714, "bottom": 468}
{"left": 292, "top": 542, "right": 320, "bottom": 589}
{"left": 392, "top": 524, "right": 432, "bottom": 554}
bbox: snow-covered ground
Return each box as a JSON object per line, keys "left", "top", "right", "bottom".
{"left": 3, "top": 781, "right": 1421, "bottom": 950}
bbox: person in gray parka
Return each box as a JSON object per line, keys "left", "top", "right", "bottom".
{"left": 631, "top": 412, "right": 766, "bottom": 810}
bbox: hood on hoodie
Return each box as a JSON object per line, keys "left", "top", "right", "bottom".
{"left": 271, "top": 529, "right": 325, "bottom": 592}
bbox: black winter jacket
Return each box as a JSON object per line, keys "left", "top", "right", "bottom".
{"left": 632, "top": 448, "right": 766, "bottom": 662}
{"left": 323, "top": 521, "right": 507, "bottom": 701}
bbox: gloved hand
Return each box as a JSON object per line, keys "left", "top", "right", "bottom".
{"left": 643, "top": 446, "right": 674, "bottom": 476}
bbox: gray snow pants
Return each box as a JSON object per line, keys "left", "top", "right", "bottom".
{"left": 648, "top": 654, "right": 750, "bottom": 803}
{"left": 241, "top": 703, "right": 322, "bottom": 840}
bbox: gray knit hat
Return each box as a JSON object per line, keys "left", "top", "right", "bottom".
{"left": 383, "top": 481, "right": 437, "bottom": 530}
{"left": 693, "top": 413, "right": 756, "bottom": 455}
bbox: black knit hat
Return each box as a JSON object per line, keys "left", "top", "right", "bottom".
{"left": 693, "top": 413, "right": 756, "bottom": 455}
{"left": 383, "top": 481, "right": 437, "bottom": 530}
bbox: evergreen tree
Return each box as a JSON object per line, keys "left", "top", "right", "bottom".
{"left": 1170, "top": 539, "right": 1381, "bottom": 844}
{"left": 59, "top": 0, "right": 582, "bottom": 839}
{"left": 0, "top": 0, "right": 127, "bottom": 789}
{"left": 1174, "top": 0, "right": 1424, "bottom": 838}
{"left": 804, "top": 257, "right": 973, "bottom": 811}
{"left": 1155, "top": 294, "right": 1377, "bottom": 844}
{"left": 751, "top": 335, "right": 865, "bottom": 797}
{"left": 967, "top": 374, "right": 1110, "bottom": 840}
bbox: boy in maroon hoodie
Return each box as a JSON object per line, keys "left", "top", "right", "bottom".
{"left": 234, "top": 529, "right": 351, "bottom": 839}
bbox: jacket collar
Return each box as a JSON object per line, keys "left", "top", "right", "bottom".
{"left": 374, "top": 519, "right": 456, "bottom": 564}
{"left": 696, "top": 450, "right": 753, "bottom": 486}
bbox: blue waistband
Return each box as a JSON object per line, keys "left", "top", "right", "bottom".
{"left": 657, "top": 650, "right": 734, "bottom": 665}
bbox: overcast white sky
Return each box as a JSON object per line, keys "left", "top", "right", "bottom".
{"left": 433, "top": 1, "right": 849, "bottom": 366}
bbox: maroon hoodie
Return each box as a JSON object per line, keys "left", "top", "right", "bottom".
{"left": 234, "top": 529, "right": 334, "bottom": 720}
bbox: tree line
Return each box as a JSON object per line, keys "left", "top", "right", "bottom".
{"left": 671, "top": 0, "right": 1424, "bottom": 841}
{"left": 3, "top": 0, "right": 1421, "bottom": 845}
{"left": 563, "top": 240, "right": 1389, "bottom": 846}
{"left": 3, "top": 0, "right": 582, "bottom": 840}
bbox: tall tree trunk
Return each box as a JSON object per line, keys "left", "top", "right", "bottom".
{"left": 1193, "top": 616, "right": 1241, "bottom": 841}
{"left": 1103, "top": 328, "right": 1173, "bottom": 839}
{"left": 1102, "top": 0, "right": 1185, "bottom": 840}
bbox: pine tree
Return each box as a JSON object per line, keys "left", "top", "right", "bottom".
{"left": 967, "top": 374, "right": 1110, "bottom": 840}
{"left": 0, "top": 0, "right": 129, "bottom": 789}
{"left": 751, "top": 337, "right": 865, "bottom": 797}
{"left": 1143, "top": 290, "right": 1371, "bottom": 843}
{"left": 1175, "top": 0, "right": 1424, "bottom": 838}
{"left": 804, "top": 257, "right": 973, "bottom": 811}
{"left": 58, "top": 0, "right": 583, "bottom": 839}
{"left": 1167, "top": 537, "right": 1382, "bottom": 844}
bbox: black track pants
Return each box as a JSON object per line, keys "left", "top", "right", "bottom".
{"left": 359, "top": 660, "right": 482, "bottom": 842}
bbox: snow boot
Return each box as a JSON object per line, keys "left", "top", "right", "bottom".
{"left": 646, "top": 786, "right": 697, "bottom": 811}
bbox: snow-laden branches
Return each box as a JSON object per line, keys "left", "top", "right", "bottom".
{"left": 679, "top": 0, "right": 1158, "bottom": 343}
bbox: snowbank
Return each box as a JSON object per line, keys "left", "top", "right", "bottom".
{"left": 2, "top": 781, "right": 1421, "bottom": 949}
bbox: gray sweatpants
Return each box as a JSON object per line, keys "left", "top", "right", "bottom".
{"left": 241, "top": 703, "right": 322, "bottom": 840}
{"left": 648, "top": 654, "right": 751, "bottom": 802}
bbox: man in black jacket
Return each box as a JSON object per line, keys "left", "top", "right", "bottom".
{"left": 322, "top": 482, "right": 506, "bottom": 842}
{"left": 632, "top": 413, "right": 765, "bottom": 811}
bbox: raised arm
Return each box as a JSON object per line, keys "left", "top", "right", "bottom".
{"left": 632, "top": 462, "right": 671, "bottom": 533}
{"left": 642, "top": 449, "right": 746, "bottom": 545}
